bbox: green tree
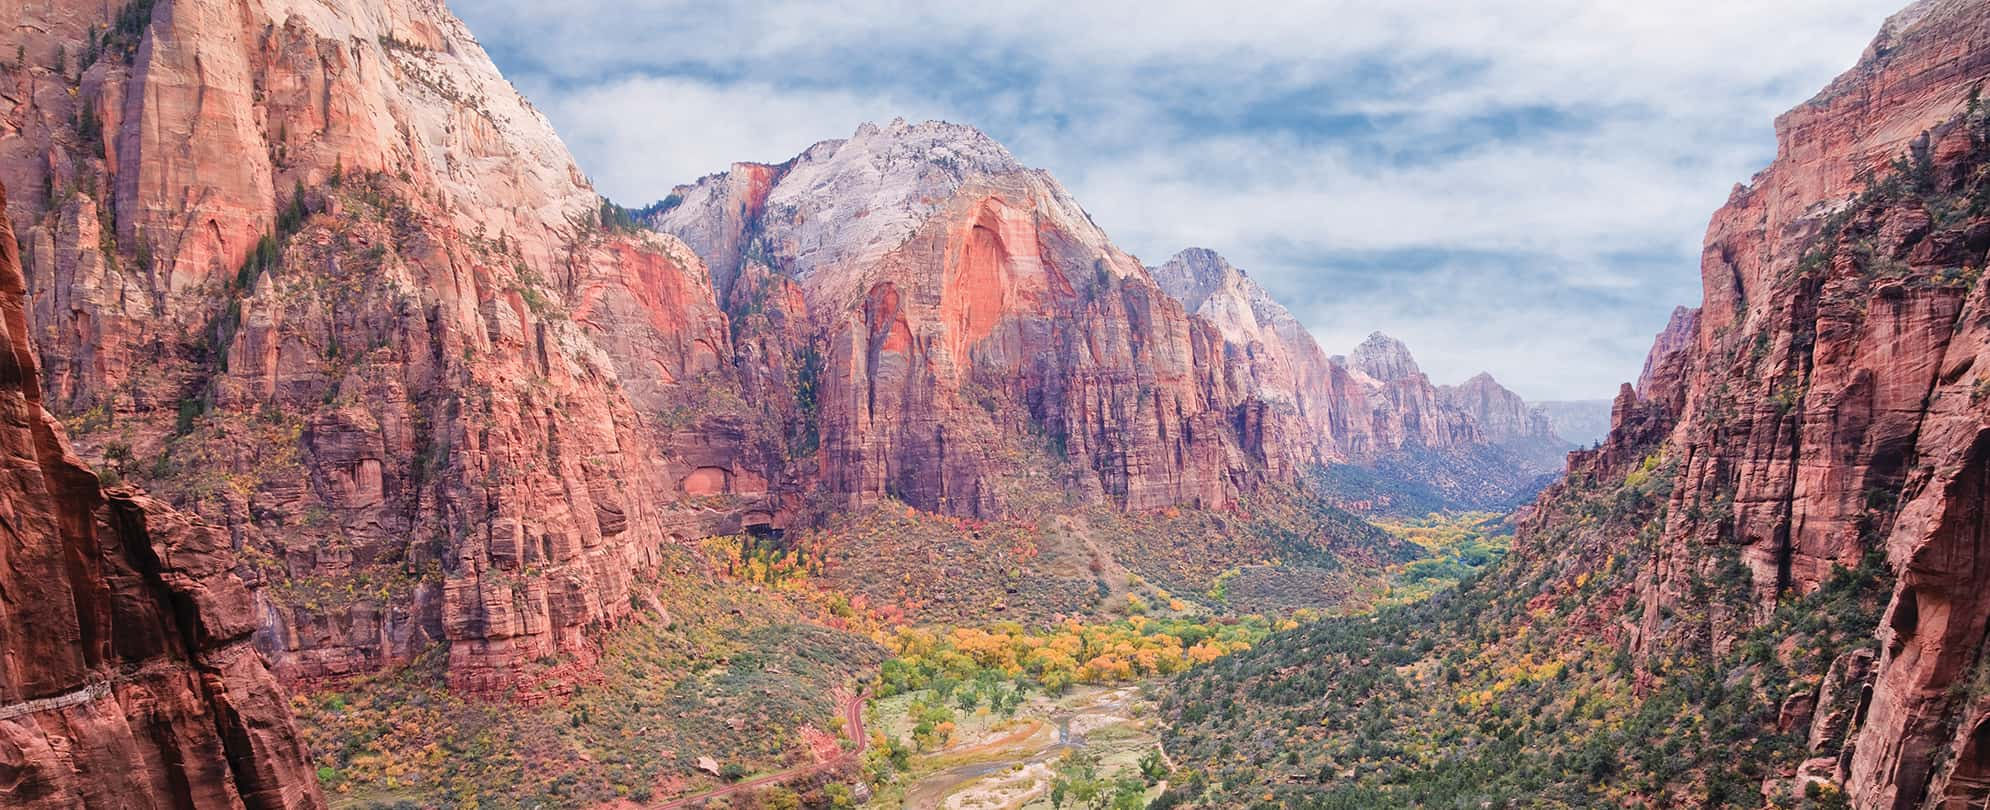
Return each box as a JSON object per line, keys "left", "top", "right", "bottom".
{"left": 762, "top": 786, "right": 800, "bottom": 810}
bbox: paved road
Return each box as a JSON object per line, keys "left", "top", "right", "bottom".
{"left": 653, "top": 690, "right": 868, "bottom": 809}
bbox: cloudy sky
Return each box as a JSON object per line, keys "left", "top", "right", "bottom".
{"left": 454, "top": 0, "right": 1905, "bottom": 401}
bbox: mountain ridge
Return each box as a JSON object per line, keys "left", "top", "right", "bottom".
{"left": 654, "top": 118, "right": 1582, "bottom": 519}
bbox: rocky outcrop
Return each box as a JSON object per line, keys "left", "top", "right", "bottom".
{"left": 658, "top": 130, "right": 1566, "bottom": 518}
{"left": 1152, "top": 251, "right": 1548, "bottom": 467}
{"left": 1, "top": 0, "right": 761, "bottom": 693}
{"left": 1527, "top": 1, "right": 1990, "bottom": 806}
{"left": 1438, "top": 371, "right": 1570, "bottom": 470}
{"left": 1637, "top": 306, "right": 1700, "bottom": 397}
{"left": 1150, "top": 249, "right": 1575, "bottom": 504}
{"left": 1347, "top": 333, "right": 1484, "bottom": 451}
{"left": 1149, "top": 248, "right": 1344, "bottom": 433}
{"left": 660, "top": 122, "right": 1266, "bottom": 515}
{"left": 0, "top": 180, "right": 323, "bottom": 809}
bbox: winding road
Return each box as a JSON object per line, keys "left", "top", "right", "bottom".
{"left": 652, "top": 690, "right": 869, "bottom": 809}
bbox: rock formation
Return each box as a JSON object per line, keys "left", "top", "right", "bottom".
{"left": 662, "top": 150, "right": 1572, "bottom": 517}
{"left": 1344, "top": 333, "right": 1488, "bottom": 453}
{"left": 1148, "top": 247, "right": 1349, "bottom": 453}
{"left": 1437, "top": 373, "right": 1545, "bottom": 446}
{"left": 1152, "top": 251, "right": 1541, "bottom": 461}
{"left": 1152, "top": 249, "right": 1577, "bottom": 494}
{"left": 1637, "top": 306, "right": 1700, "bottom": 397}
{"left": 0, "top": 180, "right": 323, "bottom": 809}
{"left": 0, "top": 0, "right": 1580, "bottom": 711}
{"left": 1438, "top": 372, "right": 1570, "bottom": 471}
{"left": 660, "top": 122, "right": 1246, "bottom": 515}
{"left": 1, "top": 0, "right": 760, "bottom": 693}
{"left": 1528, "top": 0, "right": 1990, "bottom": 805}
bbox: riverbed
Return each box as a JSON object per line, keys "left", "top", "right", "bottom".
{"left": 867, "top": 685, "right": 1164, "bottom": 809}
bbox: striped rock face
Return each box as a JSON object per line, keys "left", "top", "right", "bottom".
{"left": 1523, "top": 1, "right": 1990, "bottom": 806}
{"left": 657, "top": 121, "right": 1561, "bottom": 520}
{"left": 1, "top": 0, "right": 761, "bottom": 696}
{"left": 0, "top": 181, "right": 322, "bottom": 809}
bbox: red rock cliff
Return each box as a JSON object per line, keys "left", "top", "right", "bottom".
{"left": 658, "top": 124, "right": 1559, "bottom": 518}
{"left": 1535, "top": 1, "right": 1990, "bottom": 805}
{"left": 1438, "top": 371, "right": 1570, "bottom": 471}
{"left": 0, "top": 180, "right": 323, "bottom": 809}
{"left": 662, "top": 122, "right": 1267, "bottom": 515}
{"left": 1, "top": 0, "right": 759, "bottom": 693}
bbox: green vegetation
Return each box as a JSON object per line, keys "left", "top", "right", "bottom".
{"left": 856, "top": 615, "right": 1271, "bottom": 807}
{"left": 1370, "top": 512, "right": 1511, "bottom": 605}
{"left": 862, "top": 679, "right": 1174, "bottom": 809}
{"left": 1309, "top": 462, "right": 1456, "bottom": 517}
{"left": 1310, "top": 450, "right": 1550, "bottom": 517}
{"left": 876, "top": 616, "right": 1275, "bottom": 701}
{"left": 1156, "top": 448, "right": 1892, "bottom": 808}
{"left": 296, "top": 547, "right": 884, "bottom": 809}
{"left": 594, "top": 197, "right": 650, "bottom": 233}
{"left": 1049, "top": 750, "right": 1150, "bottom": 809}
{"left": 798, "top": 482, "right": 1413, "bottom": 628}
{"left": 790, "top": 341, "right": 824, "bottom": 458}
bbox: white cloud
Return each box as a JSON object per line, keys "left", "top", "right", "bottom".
{"left": 455, "top": 0, "right": 1908, "bottom": 399}
{"left": 524, "top": 76, "right": 945, "bottom": 203}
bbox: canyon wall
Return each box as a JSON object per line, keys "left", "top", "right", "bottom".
{"left": 1535, "top": 0, "right": 1990, "bottom": 804}
{"left": 1438, "top": 372, "right": 1571, "bottom": 472}
{"left": 0, "top": 180, "right": 322, "bottom": 809}
{"left": 1152, "top": 249, "right": 1557, "bottom": 464}
{"left": 1153, "top": 249, "right": 1573, "bottom": 506}
{"left": 661, "top": 123, "right": 1266, "bottom": 516}
{"left": 1, "top": 0, "right": 1577, "bottom": 704}
{"left": 0, "top": 0, "right": 762, "bottom": 693}
{"left": 658, "top": 129, "right": 1567, "bottom": 518}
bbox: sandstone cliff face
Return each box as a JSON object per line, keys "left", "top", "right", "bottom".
{"left": 1534, "top": 1, "right": 1990, "bottom": 805}
{"left": 1348, "top": 333, "right": 1484, "bottom": 452}
{"left": 1152, "top": 251, "right": 1510, "bottom": 464}
{"left": 0, "top": 181, "right": 323, "bottom": 809}
{"left": 1152, "top": 251, "right": 1575, "bottom": 502}
{"left": 660, "top": 140, "right": 1565, "bottom": 518}
{"left": 1438, "top": 371, "right": 1570, "bottom": 471}
{"left": 1637, "top": 305, "right": 1700, "bottom": 397}
{"left": 661, "top": 121, "right": 1271, "bottom": 516}
{"left": 1149, "top": 248, "right": 1343, "bottom": 435}
{"left": 1, "top": 0, "right": 759, "bottom": 692}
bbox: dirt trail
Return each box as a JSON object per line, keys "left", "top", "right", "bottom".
{"left": 652, "top": 690, "right": 867, "bottom": 809}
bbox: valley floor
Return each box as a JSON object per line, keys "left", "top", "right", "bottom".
{"left": 864, "top": 685, "right": 1164, "bottom": 810}
{"left": 293, "top": 509, "right": 1509, "bottom": 809}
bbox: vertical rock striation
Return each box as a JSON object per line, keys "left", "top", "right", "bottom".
{"left": 1525, "top": 1, "right": 1990, "bottom": 805}
{"left": 1, "top": 0, "right": 757, "bottom": 693}
{"left": 659, "top": 133, "right": 1571, "bottom": 518}
{"left": 662, "top": 122, "right": 1270, "bottom": 515}
{"left": 1, "top": 0, "right": 1577, "bottom": 705}
{"left": 0, "top": 180, "right": 323, "bottom": 809}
